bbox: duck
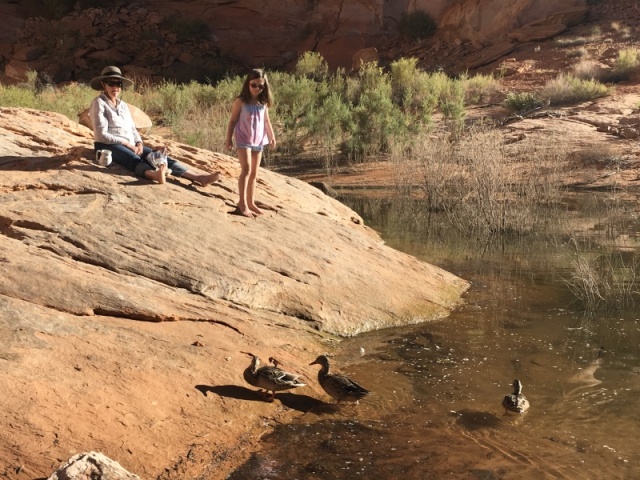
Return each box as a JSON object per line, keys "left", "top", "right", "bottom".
{"left": 502, "top": 379, "right": 530, "bottom": 415}
{"left": 241, "top": 352, "right": 306, "bottom": 402}
{"left": 309, "top": 355, "right": 370, "bottom": 404}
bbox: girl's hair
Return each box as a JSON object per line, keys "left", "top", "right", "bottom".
{"left": 238, "top": 68, "right": 273, "bottom": 107}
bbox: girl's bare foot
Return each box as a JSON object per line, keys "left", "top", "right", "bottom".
{"left": 248, "top": 204, "right": 263, "bottom": 215}
{"left": 236, "top": 205, "right": 255, "bottom": 218}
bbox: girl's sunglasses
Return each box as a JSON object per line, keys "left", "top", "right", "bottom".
{"left": 250, "top": 83, "right": 265, "bottom": 90}
{"left": 105, "top": 80, "right": 122, "bottom": 87}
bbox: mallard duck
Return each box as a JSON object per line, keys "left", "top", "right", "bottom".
{"left": 502, "top": 379, "right": 530, "bottom": 415}
{"left": 241, "top": 352, "right": 306, "bottom": 402}
{"left": 310, "top": 355, "right": 370, "bottom": 404}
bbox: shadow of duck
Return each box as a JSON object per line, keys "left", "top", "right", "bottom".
{"left": 196, "top": 384, "right": 326, "bottom": 413}
{"left": 453, "top": 409, "right": 503, "bottom": 430}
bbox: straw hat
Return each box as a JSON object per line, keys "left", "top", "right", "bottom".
{"left": 90, "top": 66, "right": 134, "bottom": 90}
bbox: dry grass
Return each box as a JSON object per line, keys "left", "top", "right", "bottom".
{"left": 572, "top": 59, "right": 602, "bottom": 80}
{"left": 563, "top": 237, "right": 640, "bottom": 311}
{"left": 390, "top": 127, "right": 570, "bottom": 239}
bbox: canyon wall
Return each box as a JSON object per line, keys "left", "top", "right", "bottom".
{"left": 0, "top": 0, "right": 587, "bottom": 84}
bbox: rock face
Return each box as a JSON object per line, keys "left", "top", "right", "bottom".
{"left": 0, "top": 0, "right": 588, "bottom": 84}
{"left": 439, "top": 0, "right": 586, "bottom": 45}
{"left": 0, "top": 106, "right": 468, "bottom": 478}
{"left": 436, "top": 0, "right": 587, "bottom": 69}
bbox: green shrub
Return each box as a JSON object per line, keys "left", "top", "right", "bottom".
{"left": 615, "top": 47, "right": 638, "bottom": 70}
{"left": 38, "top": 83, "right": 98, "bottom": 121}
{"left": 270, "top": 72, "right": 320, "bottom": 155}
{"left": 439, "top": 77, "right": 466, "bottom": 131}
{"left": 503, "top": 92, "right": 543, "bottom": 112}
{"left": 422, "top": 70, "right": 450, "bottom": 95}
{"left": 0, "top": 71, "right": 96, "bottom": 121}
{"left": 345, "top": 63, "right": 405, "bottom": 160}
{"left": 0, "top": 84, "right": 38, "bottom": 109}
{"left": 142, "top": 81, "right": 195, "bottom": 125}
{"left": 410, "top": 72, "right": 441, "bottom": 126}
{"left": 390, "top": 57, "right": 419, "bottom": 101}
{"left": 461, "top": 72, "right": 501, "bottom": 105}
{"left": 389, "top": 58, "right": 436, "bottom": 126}
{"left": 398, "top": 10, "right": 437, "bottom": 41}
{"left": 295, "top": 52, "right": 329, "bottom": 81}
{"left": 609, "top": 48, "right": 640, "bottom": 81}
{"left": 344, "top": 76, "right": 361, "bottom": 104}
{"left": 541, "top": 74, "right": 611, "bottom": 106}
{"left": 304, "top": 92, "right": 352, "bottom": 171}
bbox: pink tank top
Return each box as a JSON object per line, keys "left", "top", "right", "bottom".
{"left": 234, "top": 103, "right": 268, "bottom": 147}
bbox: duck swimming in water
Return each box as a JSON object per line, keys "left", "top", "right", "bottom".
{"left": 502, "top": 379, "right": 530, "bottom": 415}
{"left": 310, "top": 355, "right": 370, "bottom": 404}
{"left": 241, "top": 352, "right": 306, "bottom": 402}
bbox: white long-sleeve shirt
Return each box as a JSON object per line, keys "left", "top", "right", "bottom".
{"left": 89, "top": 93, "right": 142, "bottom": 145}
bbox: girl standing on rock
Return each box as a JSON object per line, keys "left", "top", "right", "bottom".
{"left": 225, "top": 68, "right": 276, "bottom": 217}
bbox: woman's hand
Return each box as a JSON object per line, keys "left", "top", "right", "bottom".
{"left": 123, "top": 141, "right": 144, "bottom": 155}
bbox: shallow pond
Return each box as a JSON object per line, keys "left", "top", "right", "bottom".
{"left": 227, "top": 192, "right": 640, "bottom": 480}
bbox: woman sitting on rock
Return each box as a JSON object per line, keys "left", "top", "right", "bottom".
{"left": 89, "top": 66, "right": 220, "bottom": 185}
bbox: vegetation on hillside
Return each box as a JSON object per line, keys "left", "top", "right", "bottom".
{"left": 0, "top": 51, "right": 617, "bottom": 167}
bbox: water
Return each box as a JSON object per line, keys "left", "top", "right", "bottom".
{"left": 227, "top": 193, "right": 640, "bottom": 479}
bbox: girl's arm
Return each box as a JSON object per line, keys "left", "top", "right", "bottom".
{"left": 264, "top": 107, "right": 276, "bottom": 149}
{"left": 225, "top": 98, "right": 243, "bottom": 150}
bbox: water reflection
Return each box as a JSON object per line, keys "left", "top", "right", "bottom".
{"left": 226, "top": 192, "right": 640, "bottom": 479}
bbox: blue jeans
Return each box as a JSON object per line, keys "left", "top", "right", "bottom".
{"left": 94, "top": 142, "right": 188, "bottom": 178}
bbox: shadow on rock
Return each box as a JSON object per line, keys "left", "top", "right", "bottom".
{"left": 196, "top": 384, "right": 266, "bottom": 402}
{"left": 196, "top": 385, "right": 327, "bottom": 412}
{"left": 273, "top": 392, "right": 325, "bottom": 412}
{"left": 0, "top": 155, "right": 72, "bottom": 171}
